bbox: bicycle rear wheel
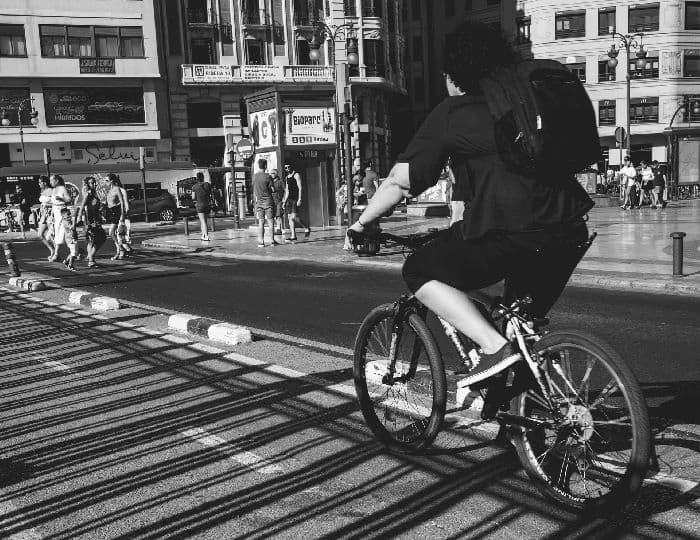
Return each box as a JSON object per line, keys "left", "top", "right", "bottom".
{"left": 510, "top": 330, "right": 651, "bottom": 512}
{"left": 354, "top": 303, "right": 446, "bottom": 453}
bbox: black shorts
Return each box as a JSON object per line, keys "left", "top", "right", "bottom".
{"left": 86, "top": 223, "right": 107, "bottom": 247}
{"left": 195, "top": 204, "right": 210, "bottom": 214}
{"left": 285, "top": 199, "right": 298, "bottom": 214}
{"left": 402, "top": 221, "right": 589, "bottom": 318}
{"left": 106, "top": 205, "right": 122, "bottom": 225}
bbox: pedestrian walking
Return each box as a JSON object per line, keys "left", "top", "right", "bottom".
{"left": 651, "top": 160, "right": 667, "bottom": 209}
{"left": 105, "top": 173, "right": 127, "bottom": 260}
{"left": 9, "top": 185, "right": 31, "bottom": 230}
{"left": 114, "top": 177, "right": 134, "bottom": 255}
{"left": 36, "top": 175, "right": 55, "bottom": 260}
{"left": 620, "top": 156, "right": 637, "bottom": 209}
{"left": 353, "top": 169, "right": 367, "bottom": 205}
{"left": 191, "top": 172, "right": 211, "bottom": 241}
{"left": 48, "top": 174, "right": 74, "bottom": 263}
{"left": 270, "top": 168, "right": 285, "bottom": 235}
{"left": 363, "top": 160, "right": 379, "bottom": 201}
{"left": 76, "top": 176, "right": 107, "bottom": 268}
{"left": 639, "top": 160, "right": 654, "bottom": 207}
{"left": 283, "top": 163, "right": 311, "bottom": 241}
{"left": 252, "top": 158, "right": 276, "bottom": 247}
{"left": 58, "top": 206, "right": 79, "bottom": 271}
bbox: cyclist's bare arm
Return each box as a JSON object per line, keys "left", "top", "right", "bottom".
{"left": 349, "top": 162, "right": 410, "bottom": 231}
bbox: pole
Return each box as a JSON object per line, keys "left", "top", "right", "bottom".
{"left": 343, "top": 102, "right": 353, "bottom": 230}
{"left": 625, "top": 43, "right": 632, "bottom": 160}
{"left": 670, "top": 232, "right": 686, "bottom": 276}
{"left": 43, "top": 148, "right": 51, "bottom": 178}
{"left": 19, "top": 113, "right": 26, "bottom": 167}
{"left": 139, "top": 147, "right": 150, "bottom": 223}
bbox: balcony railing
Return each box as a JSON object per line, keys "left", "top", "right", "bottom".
{"left": 182, "top": 64, "right": 334, "bottom": 84}
{"left": 242, "top": 11, "right": 265, "bottom": 26}
{"left": 187, "top": 8, "right": 217, "bottom": 25}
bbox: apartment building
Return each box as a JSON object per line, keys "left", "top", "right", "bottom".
{"left": 158, "top": 0, "right": 406, "bottom": 226}
{"left": 0, "top": 0, "right": 170, "bottom": 198}
{"left": 519, "top": 0, "right": 700, "bottom": 185}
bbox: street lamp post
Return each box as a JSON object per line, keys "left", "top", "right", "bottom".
{"left": 666, "top": 99, "right": 700, "bottom": 200}
{"left": 0, "top": 98, "right": 39, "bottom": 167}
{"left": 607, "top": 32, "right": 647, "bottom": 160}
{"left": 306, "top": 20, "right": 359, "bottom": 231}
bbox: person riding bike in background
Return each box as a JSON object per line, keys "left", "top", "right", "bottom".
{"left": 346, "top": 21, "right": 594, "bottom": 388}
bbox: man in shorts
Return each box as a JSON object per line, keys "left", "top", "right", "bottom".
{"left": 270, "top": 168, "right": 285, "bottom": 235}
{"left": 59, "top": 207, "right": 79, "bottom": 271}
{"left": 252, "top": 158, "right": 276, "bottom": 247}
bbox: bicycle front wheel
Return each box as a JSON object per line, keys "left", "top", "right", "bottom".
{"left": 510, "top": 330, "right": 651, "bottom": 512}
{"left": 354, "top": 303, "right": 446, "bottom": 453}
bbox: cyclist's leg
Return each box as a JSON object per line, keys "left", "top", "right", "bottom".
{"left": 402, "top": 230, "right": 516, "bottom": 355}
{"left": 503, "top": 222, "right": 589, "bottom": 318}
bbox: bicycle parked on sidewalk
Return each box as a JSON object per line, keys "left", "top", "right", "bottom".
{"left": 349, "top": 228, "right": 651, "bottom": 513}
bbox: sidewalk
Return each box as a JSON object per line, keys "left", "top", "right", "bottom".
{"left": 139, "top": 198, "right": 700, "bottom": 297}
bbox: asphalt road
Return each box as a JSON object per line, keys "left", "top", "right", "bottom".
{"left": 2, "top": 233, "right": 699, "bottom": 538}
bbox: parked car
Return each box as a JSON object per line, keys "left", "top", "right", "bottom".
{"left": 125, "top": 188, "right": 178, "bottom": 222}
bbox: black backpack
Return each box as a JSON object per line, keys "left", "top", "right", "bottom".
{"left": 479, "top": 59, "right": 600, "bottom": 179}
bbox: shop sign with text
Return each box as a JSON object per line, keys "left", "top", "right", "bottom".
{"left": 79, "top": 58, "right": 115, "bottom": 74}
{"left": 192, "top": 64, "right": 234, "bottom": 82}
{"left": 44, "top": 87, "right": 145, "bottom": 125}
{"left": 283, "top": 107, "right": 336, "bottom": 147}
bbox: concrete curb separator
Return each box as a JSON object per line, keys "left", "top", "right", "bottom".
{"left": 8, "top": 276, "right": 46, "bottom": 292}
{"left": 168, "top": 313, "right": 252, "bottom": 345}
{"left": 68, "top": 290, "right": 121, "bottom": 311}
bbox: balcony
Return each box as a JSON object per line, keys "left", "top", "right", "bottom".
{"left": 187, "top": 8, "right": 217, "bottom": 25}
{"left": 242, "top": 11, "right": 267, "bottom": 26}
{"left": 181, "top": 64, "right": 334, "bottom": 85}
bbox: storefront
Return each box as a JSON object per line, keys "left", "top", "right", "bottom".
{"left": 244, "top": 86, "right": 337, "bottom": 228}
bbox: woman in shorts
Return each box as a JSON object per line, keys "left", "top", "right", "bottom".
{"left": 77, "top": 176, "right": 107, "bottom": 268}
{"left": 105, "top": 173, "right": 126, "bottom": 260}
{"left": 36, "top": 175, "right": 55, "bottom": 260}
{"left": 49, "top": 174, "right": 73, "bottom": 263}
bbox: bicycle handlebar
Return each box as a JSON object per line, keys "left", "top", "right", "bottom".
{"left": 348, "top": 227, "right": 445, "bottom": 252}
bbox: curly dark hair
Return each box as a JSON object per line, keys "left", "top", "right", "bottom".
{"left": 443, "top": 21, "right": 519, "bottom": 95}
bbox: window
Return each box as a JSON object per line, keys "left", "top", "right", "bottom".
{"left": 192, "top": 38, "right": 214, "bottom": 63}
{"left": 40, "top": 25, "right": 144, "bottom": 58}
{"left": 555, "top": 11, "right": 585, "bottom": 39}
{"left": 245, "top": 39, "right": 265, "bottom": 64}
{"left": 412, "top": 36, "right": 422, "bottom": 61}
{"left": 599, "top": 60, "right": 616, "bottom": 81}
{"left": 598, "top": 7, "right": 615, "bottom": 35}
{"left": 629, "top": 54, "right": 659, "bottom": 78}
{"left": 67, "top": 26, "right": 92, "bottom": 57}
{"left": 40, "top": 25, "right": 67, "bottom": 57}
{"left": 344, "top": 0, "right": 356, "bottom": 17}
{"left": 0, "top": 25, "right": 26, "bottom": 57}
{"left": 187, "top": 101, "right": 222, "bottom": 128}
{"left": 364, "top": 40, "right": 385, "bottom": 76}
{"left": 630, "top": 97, "right": 658, "bottom": 123}
{"left": 95, "top": 27, "right": 119, "bottom": 57}
{"left": 296, "top": 38, "right": 311, "bottom": 65}
{"left": 687, "top": 2, "right": 700, "bottom": 30}
{"left": 566, "top": 62, "right": 586, "bottom": 83}
{"left": 599, "top": 100, "right": 616, "bottom": 125}
{"left": 120, "top": 27, "right": 144, "bottom": 57}
{"left": 684, "top": 51, "right": 700, "bottom": 76}
{"left": 387, "top": 0, "right": 396, "bottom": 32}
{"left": 362, "top": 0, "right": 382, "bottom": 17}
{"left": 0, "top": 88, "right": 31, "bottom": 126}
{"left": 682, "top": 95, "right": 700, "bottom": 121}
{"left": 445, "top": 0, "right": 455, "bottom": 16}
{"left": 628, "top": 4, "right": 659, "bottom": 32}
{"left": 516, "top": 17, "right": 531, "bottom": 44}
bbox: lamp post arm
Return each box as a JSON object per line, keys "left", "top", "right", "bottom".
{"left": 669, "top": 103, "right": 686, "bottom": 128}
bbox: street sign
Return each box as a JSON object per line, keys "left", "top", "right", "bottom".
{"left": 615, "top": 126, "right": 627, "bottom": 144}
{"left": 236, "top": 137, "right": 254, "bottom": 159}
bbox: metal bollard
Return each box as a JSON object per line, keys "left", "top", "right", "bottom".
{"left": 2, "top": 242, "right": 21, "bottom": 277}
{"left": 209, "top": 215, "right": 216, "bottom": 232}
{"left": 183, "top": 216, "right": 189, "bottom": 236}
{"left": 670, "top": 231, "right": 686, "bottom": 276}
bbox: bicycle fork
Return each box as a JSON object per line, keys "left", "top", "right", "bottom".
{"left": 382, "top": 295, "right": 424, "bottom": 385}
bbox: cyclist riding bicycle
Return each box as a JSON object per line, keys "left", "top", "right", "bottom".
{"left": 346, "top": 21, "right": 594, "bottom": 389}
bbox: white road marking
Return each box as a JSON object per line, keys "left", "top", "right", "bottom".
{"left": 42, "top": 360, "right": 71, "bottom": 372}
{"left": 181, "top": 427, "right": 282, "bottom": 474}
{"left": 0, "top": 498, "right": 43, "bottom": 539}
{"left": 646, "top": 473, "right": 698, "bottom": 494}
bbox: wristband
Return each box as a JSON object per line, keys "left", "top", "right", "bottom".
{"left": 357, "top": 216, "right": 366, "bottom": 227}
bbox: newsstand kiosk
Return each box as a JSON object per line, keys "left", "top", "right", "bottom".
{"left": 244, "top": 86, "right": 337, "bottom": 228}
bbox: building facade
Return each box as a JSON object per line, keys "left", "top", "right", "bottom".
{"left": 0, "top": 0, "right": 170, "bottom": 199}
{"left": 158, "top": 0, "right": 407, "bottom": 225}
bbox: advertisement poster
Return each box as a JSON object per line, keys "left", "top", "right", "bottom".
{"left": 248, "top": 108, "right": 279, "bottom": 149}
{"left": 283, "top": 107, "right": 336, "bottom": 147}
{"left": 0, "top": 88, "right": 31, "bottom": 126}
{"left": 252, "top": 151, "right": 278, "bottom": 174}
{"left": 44, "top": 87, "right": 145, "bottom": 125}
{"left": 192, "top": 64, "right": 234, "bottom": 82}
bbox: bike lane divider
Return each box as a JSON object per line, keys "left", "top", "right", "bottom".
{"left": 8, "top": 275, "right": 47, "bottom": 292}
{"left": 168, "top": 313, "right": 252, "bottom": 346}
{"left": 67, "top": 290, "right": 121, "bottom": 311}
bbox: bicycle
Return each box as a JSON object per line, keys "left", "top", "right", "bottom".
{"left": 677, "top": 184, "right": 700, "bottom": 200}
{"left": 350, "top": 228, "right": 651, "bottom": 512}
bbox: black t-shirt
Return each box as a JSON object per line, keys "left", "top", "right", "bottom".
{"left": 653, "top": 169, "right": 666, "bottom": 188}
{"left": 398, "top": 95, "right": 594, "bottom": 239}
{"left": 192, "top": 182, "right": 211, "bottom": 208}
